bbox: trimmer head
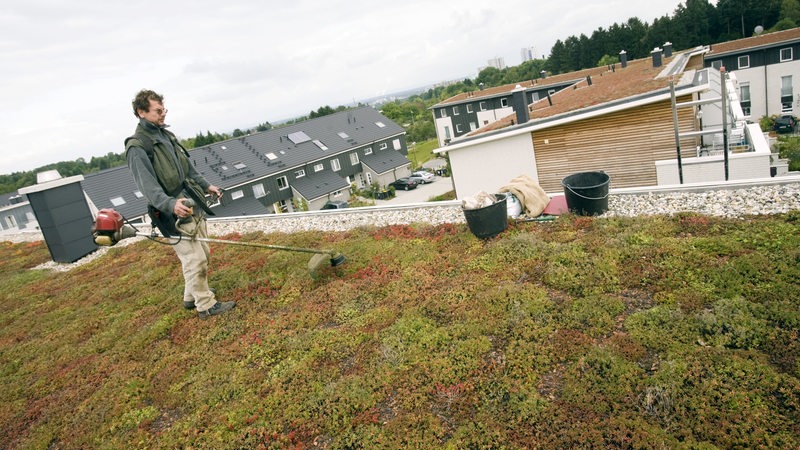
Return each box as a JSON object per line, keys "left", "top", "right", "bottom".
{"left": 308, "top": 252, "right": 347, "bottom": 273}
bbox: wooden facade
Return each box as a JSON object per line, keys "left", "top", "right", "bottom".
{"left": 531, "top": 96, "right": 699, "bottom": 192}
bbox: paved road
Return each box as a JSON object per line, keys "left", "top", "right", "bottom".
{"left": 373, "top": 175, "right": 455, "bottom": 206}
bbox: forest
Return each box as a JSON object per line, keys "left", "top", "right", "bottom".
{"left": 1, "top": 0, "right": 796, "bottom": 196}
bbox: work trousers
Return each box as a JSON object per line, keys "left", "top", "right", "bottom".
{"left": 173, "top": 217, "right": 217, "bottom": 312}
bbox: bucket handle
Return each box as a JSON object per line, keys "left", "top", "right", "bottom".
{"left": 564, "top": 184, "right": 609, "bottom": 201}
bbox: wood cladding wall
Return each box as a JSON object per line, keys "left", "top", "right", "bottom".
{"left": 532, "top": 96, "right": 698, "bottom": 192}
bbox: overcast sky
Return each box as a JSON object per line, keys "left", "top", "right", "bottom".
{"left": 0, "top": 0, "right": 683, "bottom": 175}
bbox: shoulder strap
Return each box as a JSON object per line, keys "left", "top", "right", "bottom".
{"left": 125, "top": 132, "right": 155, "bottom": 162}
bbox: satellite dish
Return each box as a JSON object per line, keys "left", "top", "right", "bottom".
{"left": 754, "top": 25, "right": 764, "bottom": 35}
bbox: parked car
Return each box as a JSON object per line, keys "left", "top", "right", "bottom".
{"left": 321, "top": 200, "right": 349, "bottom": 210}
{"left": 409, "top": 171, "right": 435, "bottom": 184}
{"left": 389, "top": 177, "right": 419, "bottom": 191}
{"left": 774, "top": 115, "right": 797, "bottom": 134}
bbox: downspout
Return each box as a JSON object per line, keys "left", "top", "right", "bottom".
{"left": 721, "top": 68, "right": 729, "bottom": 181}
{"left": 669, "top": 81, "right": 684, "bottom": 184}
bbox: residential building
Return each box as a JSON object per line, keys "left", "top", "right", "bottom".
{"left": 704, "top": 27, "right": 800, "bottom": 119}
{"left": 430, "top": 74, "right": 582, "bottom": 146}
{"left": 79, "top": 106, "right": 410, "bottom": 221}
{"left": 435, "top": 43, "right": 774, "bottom": 198}
{"left": 0, "top": 191, "right": 36, "bottom": 233}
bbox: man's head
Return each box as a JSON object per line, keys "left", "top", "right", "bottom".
{"left": 132, "top": 89, "right": 167, "bottom": 126}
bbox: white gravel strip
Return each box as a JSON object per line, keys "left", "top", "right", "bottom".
{"left": 5, "top": 181, "right": 799, "bottom": 272}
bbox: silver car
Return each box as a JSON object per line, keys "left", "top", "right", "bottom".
{"left": 409, "top": 171, "right": 435, "bottom": 184}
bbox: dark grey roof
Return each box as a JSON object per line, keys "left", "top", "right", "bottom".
{"left": 187, "top": 106, "right": 405, "bottom": 189}
{"left": 80, "top": 106, "right": 405, "bottom": 220}
{"left": 211, "top": 194, "right": 269, "bottom": 217}
{"left": 290, "top": 170, "right": 350, "bottom": 202}
{"left": 81, "top": 166, "right": 148, "bottom": 219}
{"left": 360, "top": 149, "right": 411, "bottom": 175}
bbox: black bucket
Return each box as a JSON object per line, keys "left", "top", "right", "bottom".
{"left": 463, "top": 194, "right": 508, "bottom": 239}
{"left": 561, "top": 171, "right": 610, "bottom": 216}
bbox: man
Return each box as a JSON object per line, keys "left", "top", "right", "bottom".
{"left": 125, "top": 89, "right": 236, "bottom": 319}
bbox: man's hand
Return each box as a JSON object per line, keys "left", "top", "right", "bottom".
{"left": 173, "top": 199, "right": 193, "bottom": 218}
{"left": 207, "top": 185, "right": 223, "bottom": 199}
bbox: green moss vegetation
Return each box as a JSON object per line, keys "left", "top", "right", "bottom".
{"left": 1, "top": 212, "right": 799, "bottom": 448}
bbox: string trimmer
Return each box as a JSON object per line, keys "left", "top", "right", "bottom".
{"left": 92, "top": 206, "right": 346, "bottom": 274}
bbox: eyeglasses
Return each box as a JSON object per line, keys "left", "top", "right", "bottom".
{"left": 152, "top": 108, "right": 168, "bottom": 116}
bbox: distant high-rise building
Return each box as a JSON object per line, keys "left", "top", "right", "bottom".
{"left": 521, "top": 46, "right": 537, "bottom": 62}
{"left": 486, "top": 57, "right": 506, "bottom": 70}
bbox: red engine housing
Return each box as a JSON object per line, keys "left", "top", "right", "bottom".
{"left": 95, "top": 208, "right": 124, "bottom": 234}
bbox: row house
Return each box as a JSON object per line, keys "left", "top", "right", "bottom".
{"left": 81, "top": 106, "right": 411, "bottom": 222}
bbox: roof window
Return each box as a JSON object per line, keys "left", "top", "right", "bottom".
{"left": 288, "top": 131, "right": 311, "bottom": 144}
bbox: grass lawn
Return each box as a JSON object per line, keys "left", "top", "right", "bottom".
{"left": 406, "top": 139, "right": 440, "bottom": 169}
{"left": 1, "top": 211, "right": 799, "bottom": 448}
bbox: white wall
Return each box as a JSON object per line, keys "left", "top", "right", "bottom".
{"left": 732, "top": 58, "right": 800, "bottom": 119}
{"left": 656, "top": 123, "right": 772, "bottom": 184}
{"left": 446, "top": 132, "right": 538, "bottom": 198}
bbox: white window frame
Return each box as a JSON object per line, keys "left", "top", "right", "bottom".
{"left": 738, "top": 55, "right": 750, "bottom": 69}
{"left": 466, "top": 104, "right": 474, "bottom": 113}
{"left": 295, "top": 169, "right": 305, "bottom": 178}
{"left": 231, "top": 190, "right": 244, "bottom": 200}
{"left": 500, "top": 98, "right": 509, "bottom": 107}
{"left": 314, "top": 163, "right": 324, "bottom": 172}
{"left": 331, "top": 158, "right": 341, "bottom": 172}
{"left": 456, "top": 124, "right": 463, "bottom": 133}
{"left": 252, "top": 183, "right": 266, "bottom": 198}
{"left": 780, "top": 47, "right": 793, "bottom": 62}
{"left": 440, "top": 109, "right": 447, "bottom": 118}
{"left": 277, "top": 176, "right": 288, "bottom": 190}
{"left": 349, "top": 152, "right": 359, "bottom": 165}
{"left": 479, "top": 101, "right": 487, "bottom": 111}
{"left": 379, "top": 142, "right": 388, "bottom": 150}
{"left": 740, "top": 82, "right": 751, "bottom": 102}
{"left": 393, "top": 138, "right": 401, "bottom": 150}
{"left": 452, "top": 106, "right": 460, "bottom": 115}
{"left": 364, "top": 146, "right": 373, "bottom": 155}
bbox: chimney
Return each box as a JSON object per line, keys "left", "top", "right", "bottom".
{"left": 652, "top": 47, "right": 663, "bottom": 67}
{"left": 664, "top": 41, "right": 673, "bottom": 58}
{"left": 479, "top": 82, "right": 485, "bottom": 91}
{"left": 619, "top": 50, "right": 627, "bottom": 68}
{"left": 540, "top": 70, "right": 547, "bottom": 79}
{"left": 511, "top": 84, "right": 530, "bottom": 124}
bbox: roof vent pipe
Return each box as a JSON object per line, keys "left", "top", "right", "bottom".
{"left": 664, "top": 42, "right": 673, "bottom": 58}
{"left": 651, "top": 47, "right": 663, "bottom": 67}
{"left": 511, "top": 84, "right": 530, "bottom": 125}
{"left": 619, "top": 50, "right": 627, "bottom": 68}
{"left": 586, "top": 75, "right": 592, "bottom": 86}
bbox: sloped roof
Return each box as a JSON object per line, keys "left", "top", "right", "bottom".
{"left": 360, "top": 149, "right": 411, "bottom": 175}
{"left": 290, "top": 169, "right": 350, "bottom": 202}
{"left": 80, "top": 165, "right": 148, "bottom": 219}
{"left": 211, "top": 194, "right": 268, "bottom": 217}
{"left": 432, "top": 74, "right": 585, "bottom": 108}
{"left": 187, "top": 106, "right": 405, "bottom": 190}
{"left": 706, "top": 27, "right": 800, "bottom": 57}
{"left": 470, "top": 47, "right": 707, "bottom": 135}
{"left": 80, "top": 106, "right": 406, "bottom": 218}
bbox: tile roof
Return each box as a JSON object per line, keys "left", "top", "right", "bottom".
{"left": 470, "top": 47, "right": 707, "bottom": 135}
{"left": 289, "top": 169, "right": 350, "bottom": 202}
{"left": 81, "top": 106, "right": 407, "bottom": 218}
{"left": 706, "top": 27, "right": 800, "bottom": 56}
{"left": 187, "top": 106, "right": 406, "bottom": 189}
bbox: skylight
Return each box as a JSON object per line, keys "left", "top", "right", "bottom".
{"left": 288, "top": 131, "right": 311, "bottom": 144}
{"left": 313, "top": 139, "right": 328, "bottom": 151}
{"left": 233, "top": 162, "right": 247, "bottom": 170}
{"left": 338, "top": 132, "right": 349, "bottom": 139}
{"left": 265, "top": 153, "right": 277, "bottom": 160}
{"left": 110, "top": 196, "right": 126, "bottom": 206}
{"left": 375, "top": 121, "right": 386, "bottom": 128}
